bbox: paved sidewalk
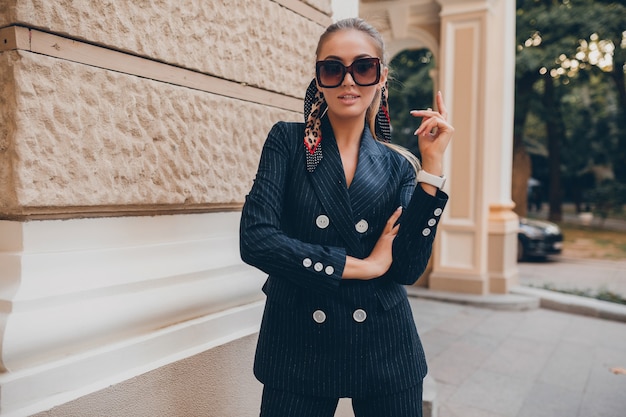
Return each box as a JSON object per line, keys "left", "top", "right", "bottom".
{"left": 408, "top": 253, "right": 626, "bottom": 417}
{"left": 335, "top": 254, "right": 626, "bottom": 417}
{"left": 410, "top": 296, "right": 626, "bottom": 417}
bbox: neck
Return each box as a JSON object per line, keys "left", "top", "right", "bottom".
{"left": 327, "top": 113, "right": 366, "bottom": 148}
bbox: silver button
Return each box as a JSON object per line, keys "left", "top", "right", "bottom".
{"left": 325, "top": 265, "right": 334, "bottom": 275}
{"left": 314, "top": 262, "right": 323, "bottom": 272}
{"left": 422, "top": 228, "right": 431, "bottom": 236}
{"left": 353, "top": 309, "right": 367, "bottom": 323}
{"left": 428, "top": 218, "right": 437, "bottom": 227}
{"left": 303, "top": 258, "right": 312, "bottom": 268}
{"left": 355, "top": 219, "right": 369, "bottom": 233}
{"left": 313, "top": 310, "right": 326, "bottom": 324}
{"left": 434, "top": 208, "right": 443, "bottom": 216}
{"left": 316, "top": 215, "right": 330, "bottom": 229}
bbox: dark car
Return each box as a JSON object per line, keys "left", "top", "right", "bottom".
{"left": 517, "top": 218, "right": 564, "bottom": 261}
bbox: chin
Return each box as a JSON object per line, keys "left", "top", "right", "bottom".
{"left": 328, "top": 107, "right": 368, "bottom": 121}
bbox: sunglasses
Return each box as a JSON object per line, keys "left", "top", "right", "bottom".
{"left": 315, "top": 57, "right": 381, "bottom": 88}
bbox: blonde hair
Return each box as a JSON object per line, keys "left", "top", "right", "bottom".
{"left": 316, "top": 18, "right": 421, "bottom": 175}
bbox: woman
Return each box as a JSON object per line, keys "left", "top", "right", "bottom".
{"left": 240, "top": 17, "right": 454, "bottom": 417}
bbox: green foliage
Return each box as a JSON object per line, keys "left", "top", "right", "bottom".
{"left": 584, "top": 180, "right": 626, "bottom": 222}
{"left": 536, "top": 283, "right": 626, "bottom": 305}
{"left": 387, "top": 49, "right": 435, "bottom": 157}
{"left": 515, "top": 0, "right": 626, "bottom": 205}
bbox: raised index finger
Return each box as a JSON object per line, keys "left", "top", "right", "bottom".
{"left": 436, "top": 91, "right": 448, "bottom": 120}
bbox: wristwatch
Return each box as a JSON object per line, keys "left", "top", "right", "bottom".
{"left": 416, "top": 169, "right": 446, "bottom": 189}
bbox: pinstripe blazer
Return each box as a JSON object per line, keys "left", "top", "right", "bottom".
{"left": 240, "top": 117, "right": 448, "bottom": 398}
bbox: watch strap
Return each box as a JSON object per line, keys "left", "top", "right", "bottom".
{"left": 416, "top": 170, "right": 446, "bottom": 189}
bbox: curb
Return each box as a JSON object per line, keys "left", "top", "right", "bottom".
{"left": 510, "top": 285, "right": 626, "bottom": 323}
{"left": 407, "top": 286, "right": 626, "bottom": 323}
{"left": 406, "top": 286, "right": 540, "bottom": 311}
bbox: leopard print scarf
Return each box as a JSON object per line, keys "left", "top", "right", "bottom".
{"left": 303, "top": 79, "right": 391, "bottom": 172}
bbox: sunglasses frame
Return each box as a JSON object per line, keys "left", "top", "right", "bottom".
{"left": 315, "top": 57, "right": 382, "bottom": 88}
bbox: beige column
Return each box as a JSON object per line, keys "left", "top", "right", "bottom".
{"left": 429, "top": 0, "right": 517, "bottom": 294}
{"left": 484, "top": 0, "right": 519, "bottom": 293}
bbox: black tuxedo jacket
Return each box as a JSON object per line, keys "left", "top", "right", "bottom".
{"left": 240, "top": 118, "right": 448, "bottom": 397}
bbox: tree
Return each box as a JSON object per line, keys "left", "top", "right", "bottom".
{"left": 515, "top": 0, "right": 626, "bottom": 221}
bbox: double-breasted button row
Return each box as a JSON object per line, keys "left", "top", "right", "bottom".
{"left": 422, "top": 207, "right": 444, "bottom": 237}
{"left": 312, "top": 309, "right": 368, "bottom": 324}
{"left": 316, "top": 215, "right": 370, "bottom": 234}
{"left": 303, "top": 258, "right": 334, "bottom": 275}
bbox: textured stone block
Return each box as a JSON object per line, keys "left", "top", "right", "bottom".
{"left": 0, "top": 0, "right": 328, "bottom": 97}
{"left": 1, "top": 50, "right": 299, "bottom": 211}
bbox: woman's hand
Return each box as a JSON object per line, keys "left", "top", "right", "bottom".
{"left": 342, "top": 207, "right": 402, "bottom": 280}
{"left": 410, "top": 91, "right": 454, "bottom": 177}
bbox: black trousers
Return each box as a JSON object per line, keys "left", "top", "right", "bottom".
{"left": 259, "top": 384, "right": 423, "bottom": 417}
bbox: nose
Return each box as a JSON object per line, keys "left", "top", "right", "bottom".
{"left": 342, "top": 70, "right": 356, "bottom": 86}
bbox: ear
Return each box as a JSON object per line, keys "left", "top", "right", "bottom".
{"left": 379, "top": 66, "right": 388, "bottom": 88}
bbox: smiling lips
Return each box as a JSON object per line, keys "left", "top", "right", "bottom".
{"left": 338, "top": 93, "right": 360, "bottom": 102}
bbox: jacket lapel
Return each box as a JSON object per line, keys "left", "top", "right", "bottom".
{"left": 348, "top": 127, "right": 388, "bottom": 217}
{"left": 308, "top": 118, "right": 362, "bottom": 254}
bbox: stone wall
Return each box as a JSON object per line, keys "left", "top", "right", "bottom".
{"left": 0, "top": 0, "right": 331, "bottom": 219}
{"left": 0, "top": 1, "right": 334, "bottom": 415}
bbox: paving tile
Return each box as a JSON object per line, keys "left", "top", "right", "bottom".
{"left": 412, "top": 299, "right": 467, "bottom": 333}
{"left": 427, "top": 334, "right": 500, "bottom": 385}
{"left": 440, "top": 403, "right": 508, "bottom": 417}
{"left": 472, "top": 310, "right": 526, "bottom": 342}
{"left": 538, "top": 340, "right": 593, "bottom": 392}
{"left": 516, "top": 381, "right": 582, "bottom": 417}
{"left": 434, "top": 310, "right": 490, "bottom": 336}
{"left": 445, "top": 369, "right": 533, "bottom": 417}
{"left": 561, "top": 314, "right": 626, "bottom": 350}
{"left": 578, "top": 356, "right": 626, "bottom": 417}
{"left": 481, "top": 336, "right": 553, "bottom": 379}
{"left": 422, "top": 329, "right": 460, "bottom": 359}
{"left": 432, "top": 380, "right": 459, "bottom": 405}
{"left": 513, "top": 309, "right": 571, "bottom": 344}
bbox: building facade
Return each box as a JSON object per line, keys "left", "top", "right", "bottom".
{"left": 0, "top": 0, "right": 516, "bottom": 415}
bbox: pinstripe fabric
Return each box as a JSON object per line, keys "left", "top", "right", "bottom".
{"left": 260, "top": 384, "right": 422, "bottom": 417}
{"left": 260, "top": 387, "right": 339, "bottom": 417}
{"left": 352, "top": 384, "right": 423, "bottom": 417}
{"left": 240, "top": 118, "right": 448, "bottom": 399}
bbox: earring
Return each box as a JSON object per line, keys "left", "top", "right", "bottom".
{"left": 375, "top": 84, "right": 391, "bottom": 143}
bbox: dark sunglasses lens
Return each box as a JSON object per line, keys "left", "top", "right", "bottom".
{"left": 318, "top": 62, "right": 345, "bottom": 87}
{"left": 352, "top": 58, "right": 379, "bottom": 85}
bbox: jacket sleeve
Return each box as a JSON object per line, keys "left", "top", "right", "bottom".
{"left": 387, "top": 165, "right": 448, "bottom": 285}
{"left": 239, "top": 122, "right": 346, "bottom": 293}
